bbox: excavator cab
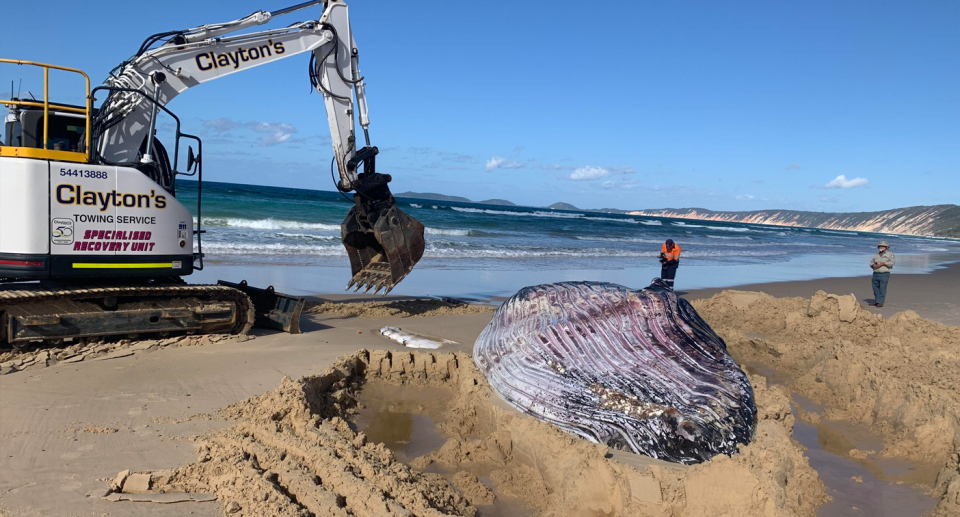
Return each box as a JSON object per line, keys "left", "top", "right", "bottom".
{"left": 340, "top": 147, "right": 425, "bottom": 295}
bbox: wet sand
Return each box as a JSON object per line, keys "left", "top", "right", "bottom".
{"left": 1, "top": 266, "right": 958, "bottom": 516}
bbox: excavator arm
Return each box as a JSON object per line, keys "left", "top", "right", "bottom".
{"left": 92, "top": 0, "right": 424, "bottom": 294}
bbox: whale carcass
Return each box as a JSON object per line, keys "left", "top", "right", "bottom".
{"left": 473, "top": 280, "right": 756, "bottom": 464}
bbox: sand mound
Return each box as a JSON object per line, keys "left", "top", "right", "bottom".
{"left": 304, "top": 298, "right": 495, "bottom": 318}
{"left": 146, "top": 354, "right": 474, "bottom": 517}
{"left": 694, "top": 290, "right": 960, "bottom": 516}
{"left": 117, "top": 350, "right": 824, "bottom": 516}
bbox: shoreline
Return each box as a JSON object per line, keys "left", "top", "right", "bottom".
{"left": 189, "top": 252, "right": 960, "bottom": 305}
{"left": 295, "top": 260, "right": 960, "bottom": 327}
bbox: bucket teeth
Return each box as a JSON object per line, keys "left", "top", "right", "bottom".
{"left": 344, "top": 271, "right": 396, "bottom": 296}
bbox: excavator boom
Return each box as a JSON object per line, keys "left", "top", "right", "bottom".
{"left": 94, "top": 0, "right": 425, "bottom": 293}
{"left": 0, "top": 1, "right": 425, "bottom": 347}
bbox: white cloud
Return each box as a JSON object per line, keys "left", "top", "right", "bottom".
{"left": 570, "top": 166, "right": 610, "bottom": 180}
{"left": 202, "top": 118, "right": 297, "bottom": 147}
{"left": 824, "top": 174, "right": 868, "bottom": 189}
{"left": 784, "top": 163, "right": 802, "bottom": 171}
{"left": 252, "top": 122, "right": 296, "bottom": 146}
{"left": 485, "top": 156, "right": 524, "bottom": 171}
{"left": 203, "top": 118, "right": 243, "bottom": 133}
{"left": 736, "top": 194, "right": 755, "bottom": 200}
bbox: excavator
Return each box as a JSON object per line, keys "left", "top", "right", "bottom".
{"left": 0, "top": 0, "right": 425, "bottom": 345}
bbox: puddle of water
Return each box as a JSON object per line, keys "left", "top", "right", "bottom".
{"left": 352, "top": 380, "right": 537, "bottom": 517}
{"left": 809, "top": 416, "right": 941, "bottom": 487}
{"left": 793, "top": 416, "right": 938, "bottom": 517}
{"left": 352, "top": 380, "right": 452, "bottom": 463}
{"left": 743, "top": 358, "right": 940, "bottom": 517}
{"left": 742, "top": 361, "right": 792, "bottom": 386}
{"left": 793, "top": 393, "right": 826, "bottom": 414}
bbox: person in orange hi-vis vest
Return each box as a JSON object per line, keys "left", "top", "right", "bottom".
{"left": 659, "top": 239, "right": 681, "bottom": 289}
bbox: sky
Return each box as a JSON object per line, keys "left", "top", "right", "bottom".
{"left": 2, "top": 0, "right": 958, "bottom": 213}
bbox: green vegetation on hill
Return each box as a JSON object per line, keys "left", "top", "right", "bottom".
{"left": 930, "top": 206, "right": 960, "bottom": 238}
{"left": 478, "top": 199, "right": 517, "bottom": 206}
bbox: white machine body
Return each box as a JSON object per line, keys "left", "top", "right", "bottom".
{"left": 0, "top": 0, "right": 404, "bottom": 285}
{"left": 0, "top": 157, "right": 194, "bottom": 276}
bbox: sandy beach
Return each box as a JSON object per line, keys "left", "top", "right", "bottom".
{"left": 3, "top": 0, "right": 956, "bottom": 515}
{"left": 2, "top": 266, "right": 959, "bottom": 517}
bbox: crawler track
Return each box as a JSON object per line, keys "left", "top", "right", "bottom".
{"left": 0, "top": 284, "right": 254, "bottom": 345}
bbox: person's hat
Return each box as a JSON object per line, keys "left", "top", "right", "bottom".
{"left": 665, "top": 239, "right": 675, "bottom": 245}
{"left": 878, "top": 241, "right": 889, "bottom": 248}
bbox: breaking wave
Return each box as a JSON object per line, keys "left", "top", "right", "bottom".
{"left": 575, "top": 236, "right": 663, "bottom": 244}
{"left": 451, "top": 207, "right": 583, "bottom": 219}
{"left": 425, "top": 227, "right": 471, "bottom": 236}
{"left": 583, "top": 216, "right": 640, "bottom": 224}
{"left": 203, "top": 242, "right": 347, "bottom": 256}
{"left": 202, "top": 217, "right": 341, "bottom": 231}
{"left": 672, "top": 222, "right": 751, "bottom": 232}
{"left": 705, "top": 235, "right": 753, "bottom": 240}
{"left": 275, "top": 233, "right": 340, "bottom": 241}
{"left": 819, "top": 229, "right": 860, "bottom": 236}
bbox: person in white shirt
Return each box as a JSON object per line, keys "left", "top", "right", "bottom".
{"left": 869, "top": 241, "right": 896, "bottom": 307}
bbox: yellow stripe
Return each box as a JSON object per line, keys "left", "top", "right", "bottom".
{"left": 0, "top": 147, "right": 88, "bottom": 163}
{"left": 72, "top": 263, "right": 174, "bottom": 269}
{"left": 0, "top": 99, "right": 87, "bottom": 113}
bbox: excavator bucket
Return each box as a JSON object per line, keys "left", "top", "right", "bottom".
{"left": 217, "top": 280, "right": 305, "bottom": 334}
{"left": 342, "top": 198, "right": 425, "bottom": 295}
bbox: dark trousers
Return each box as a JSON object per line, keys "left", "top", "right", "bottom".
{"left": 661, "top": 264, "right": 678, "bottom": 289}
{"left": 872, "top": 272, "right": 890, "bottom": 304}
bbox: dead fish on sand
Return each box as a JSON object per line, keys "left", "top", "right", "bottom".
{"left": 473, "top": 280, "right": 756, "bottom": 464}
{"left": 379, "top": 327, "right": 450, "bottom": 349}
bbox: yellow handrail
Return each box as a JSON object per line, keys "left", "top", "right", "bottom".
{"left": 0, "top": 58, "right": 91, "bottom": 161}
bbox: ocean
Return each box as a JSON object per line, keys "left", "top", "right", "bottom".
{"left": 179, "top": 181, "right": 960, "bottom": 299}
